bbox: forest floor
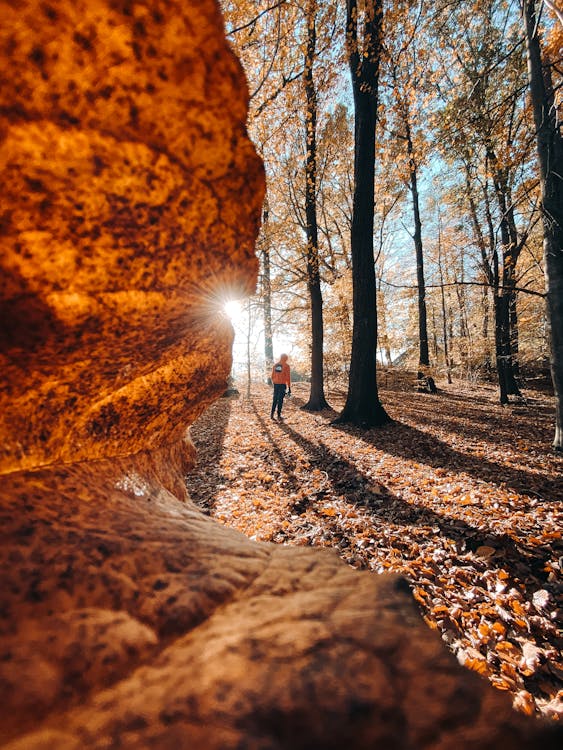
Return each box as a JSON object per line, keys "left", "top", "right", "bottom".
{"left": 185, "top": 372, "right": 562, "bottom": 721}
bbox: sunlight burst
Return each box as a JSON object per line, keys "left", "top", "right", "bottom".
{"left": 224, "top": 299, "right": 244, "bottom": 327}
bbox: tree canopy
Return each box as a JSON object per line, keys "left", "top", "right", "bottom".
{"left": 222, "top": 0, "right": 563, "bottom": 447}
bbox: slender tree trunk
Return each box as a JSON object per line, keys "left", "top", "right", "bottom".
{"left": 509, "top": 290, "right": 520, "bottom": 377}
{"left": 406, "top": 123, "right": 435, "bottom": 392}
{"left": 441, "top": 288, "right": 452, "bottom": 384}
{"left": 494, "top": 293, "right": 510, "bottom": 405}
{"left": 262, "top": 199, "right": 273, "bottom": 383}
{"left": 456, "top": 246, "right": 473, "bottom": 367}
{"left": 499, "top": 225, "right": 521, "bottom": 396}
{"left": 409, "top": 153, "right": 429, "bottom": 367}
{"left": 448, "top": 306, "right": 455, "bottom": 379}
{"left": 303, "top": 0, "right": 329, "bottom": 412}
{"left": 377, "top": 283, "right": 393, "bottom": 366}
{"left": 336, "top": 0, "right": 390, "bottom": 426}
{"left": 482, "top": 281, "right": 492, "bottom": 375}
{"left": 431, "top": 306, "right": 438, "bottom": 360}
{"left": 488, "top": 149, "right": 522, "bottom": 396}
{"left": 246, "top": 298, "right": 252, "bottom": 400}
{"left": 505, "top": 185, "right": 521, "bottom": 378}
{"left": 465, "top": 170, "right": 492, "bottom": 375}
{"left": 523, "top": 0, "right": 563, "bottom": 448}
{"left": 468, "top": 161, "right": 516, "bottom": 403}
{"left": 437, "top": 222, "right": 452, "bottom": 384}
{"left": 485, "top": 203, "right": 513, "bottom": 402}
{"left": 497, "top": 282, "right": 519, "bottom": 395}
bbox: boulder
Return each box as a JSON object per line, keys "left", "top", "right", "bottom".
{"left": 0, "top": 1, "right": 560, "bottom": 748}
{"left": 0, "top": 0, "right": 262, "bottom": 472}
{"left": 1, "top": 456, "right": 560, "bottom": 750}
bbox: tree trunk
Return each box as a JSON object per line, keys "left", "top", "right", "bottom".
{"left": 494, "top": 293, "right": 510, "bottom": 405}
{"left": 303, "top": 0, "right": 329, "bottom": 412}
{"left": 465, "top": 174, "right": 492, "bottom": 375}
{"left": 437, "top": 223, "right": 452, "bottom": 384}
{"left": 523, "top": 0, "right": 563, "bottom": 448}
{"left": 406, "top": 123, "right": 435, "bottom": 392}
{"left": 377, "top": 284, "right": 393, "bottom": 366}
{"left": 441, "top": 286, "right": 452, "bottom": 384}
{"left": 467, "top": 161, "right": 517, "bottom": 402}
{"left": 246, "top": 298, "right": 252, "bottom": 400}
{"left": 454, "top": 246, "right": 473, "bottom": 369}
{"left": 488, "top": 148, "right": 521, "bottom": 396}
{"left": 482, "top": 281, "right": 492, "bottom": 376}
{"left": 505, "top": 184, "right": 521, "bottom": 379}
{"left": 509, "top": 290, "right": 520, "bottom": 378}
{"left": 431, "top": 306, "right": 438, "bottom": 360}
{"left": 262, "top": 199, "right": 273, "bottom": 384}
{"left": 490, "top": 239, "right": 511, "bottom": 405}
{"left": 336, "top": 0, "right": 390, "bottom": 427}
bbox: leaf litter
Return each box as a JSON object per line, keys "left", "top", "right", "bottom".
{"left": 186, "top": 377, "right": 563, "bottom": 720}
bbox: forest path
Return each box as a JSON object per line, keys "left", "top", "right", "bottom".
{"left": 186, "top": 376, "right": 562, "bottom": 720}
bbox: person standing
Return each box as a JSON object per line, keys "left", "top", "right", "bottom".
{"left": 270, "top": 354, "right": 291, "bottom": 420}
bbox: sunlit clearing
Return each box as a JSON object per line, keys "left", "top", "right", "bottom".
{"left": 224, "top": 299, "right": 244, "bottom": 326}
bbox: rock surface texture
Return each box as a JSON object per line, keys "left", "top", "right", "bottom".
{"left": 0, "top": 1, "right": 560, "bottom": 749}
{"left": 0, "top": 0, "right": 262, "bottom": 471}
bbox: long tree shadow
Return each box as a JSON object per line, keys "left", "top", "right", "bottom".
{"left": 287, "top": 392, "right": 340, "bottom": 422}
{"left": 331, "top": 418, "right": 561, "bottom": 502}
{"left": 276, "top": 421, "right": 560, "bottom": 589}
{"left": 184, "top": 396, "right": 235, "bottom": 514}
{"left": 381, "top": 390, "right": 556, "bottom": 449}
{"left": 249, "top": 400, "right": 306, "bottom": 498}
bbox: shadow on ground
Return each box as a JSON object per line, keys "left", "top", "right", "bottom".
{"left": 330, "top": 417, "right": 560, "bottom": 503}
{"left": 185, "top": 395, "right": 234, "bottom": 513}
{"left": 277, "top": 419, "right": 559, "bottom": 590}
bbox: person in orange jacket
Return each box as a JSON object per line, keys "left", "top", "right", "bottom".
{"left": 270, "top": 354, "right": 291, "bottom": 420}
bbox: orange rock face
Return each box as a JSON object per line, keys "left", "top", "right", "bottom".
{"left": 0, "top": 0, "right": 263, "bottom": 472}
{"left": 0, "top": 2, "right": 561, "bottom": 749}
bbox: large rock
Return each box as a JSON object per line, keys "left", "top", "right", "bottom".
{"left": 0, "top": 0, "right": 262, "bottom": 472}
{"left": 1, "top": 458, "right": 560, "bottom": 750}
{"left": 0, "top": 1, "right": 560, "bottom": 748}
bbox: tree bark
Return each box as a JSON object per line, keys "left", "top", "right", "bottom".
{"left": 437, "top": 221, "right": 452, "bottom": 384}
{"left": 246, "top": 298, "right": 252, "bottom": 399}
{"left": 494, "top": 292, "right": 510, "bottom": 405}
{"left": 522, "top": 0, "right": 563, "bottom": 449}
{"left": 488, "top": 149, "right": 522, "bottom": 396}
{"left": 505, "top": 183, "right": 521, "bottom": 378}
{"left": 482, "top": 280, "right": 492, "bottom": 375}
{"left": 509, "top": 289, "right": 520, "bottom": 377}
{"left": 335, "top": 0, "right": 390, "bottom": 427}
{"left": 406, "top": 122, "right": 435, "bottom": 392}
{"left": 262, "top": 199, "right": 274, "bottom": 384}
{"left": 466, "top": 162, "right": 518, "bottom": 402}
{"left": 377, "top": 282, "right": 393, "bottom": 367}
{"left": 303, "top": 0, "right": 330, "bottom": 412}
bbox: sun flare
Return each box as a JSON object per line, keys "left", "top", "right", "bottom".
{"left": 224, "top": 299, "right": 244, "bottom": 327}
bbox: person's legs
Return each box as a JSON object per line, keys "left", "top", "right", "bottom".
{"left": 271, "top": 384, "right": 285, "bottom": 418}
{"left": 271, "top": 385, "right": 281, "bottom": 418}
{"left": 276, "top": 385, "right": 286, "bottom": 418}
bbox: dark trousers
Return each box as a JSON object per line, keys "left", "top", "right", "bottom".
{"left": 271, "top": 384, "right": 286, "bottom": 417}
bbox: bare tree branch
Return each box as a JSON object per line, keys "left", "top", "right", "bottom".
{"left": 227, "top": 0, "right": 287, "bottom": 36}
{"left": 380, "top": 278, "right": 545, "bottom": 298}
